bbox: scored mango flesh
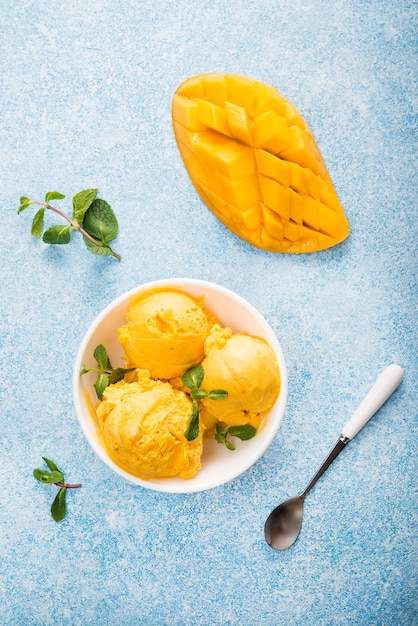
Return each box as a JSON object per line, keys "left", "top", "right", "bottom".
{"left": 172, "top": 73, "right": 349, "bottom": 253}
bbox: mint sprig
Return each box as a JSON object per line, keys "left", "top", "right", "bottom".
{"left": 33, "top": 457, "right": 82, "bottom": 522}
{"left": 184, "top": 400, "right": 200, "bottom": 441}
{"left": 182, "top": 365, "right": 228, "bottom": 441}
{"left": 80, "top": 344, "right": 135, "bottom": 400}
{"left": 215, "top": 424, "right": 257, "bottom": 450}
{"left": 18, "top": 189, "right": 121, "bottom": 260}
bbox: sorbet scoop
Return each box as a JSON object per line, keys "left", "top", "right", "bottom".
{"left": 264, "top": 364, "right": 404, "bottom": 551}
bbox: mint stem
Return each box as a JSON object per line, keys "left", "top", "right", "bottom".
{"left": 31, "top": 201, "right": 121, "bottom": 260}
{"left": 54, "top": 482, "right": 82, "bottom": 489}
{"left": 83, "top": 365, "right": 112, "bottom": 375}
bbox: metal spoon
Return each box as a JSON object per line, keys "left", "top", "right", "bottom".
{"left": 264, "top": 364, "right": 404, "bottom": 550}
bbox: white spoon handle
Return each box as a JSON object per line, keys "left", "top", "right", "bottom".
{"left": 341, "top": 364, "right": 404, "bottom": 440}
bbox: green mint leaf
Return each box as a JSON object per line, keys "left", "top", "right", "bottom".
{"left": 19, "top": 189, "right": 120, "bottom": 260}
{"left": 94, "top": 373, "right": 109, "bottom": 400}
{"left": 33, "top": 468, "right": 53, "bottom": 483}
{"left": 214, "top": 424, "right": 256, "bottom": 450}
{"left": 31, "top": 208, "right": 45, "bottom": 237}
{"left": 42, "top": 225, "right": 71, "bottom": 245}
{"left": 51, "top": 487, "right": 67, "bottom": 522}
{"left": 18, "top": 196, "right": 32, "bottom": 213}
{"left": 182, "top": 365, "right": 204, "bottom": 390}
{"left": 108, "top": 367, "right": 136, "bottom": 385}
{"left": 191, "top": 388, "right": 208, "bottom": 400}
{"left": 215, "top": 424, "right": 234, "bottom": 448}
{"left": 79, "top": 365, "right": 92, "bottom": 376}
{"left": 215, "top": 431, "right": 226, "bottom": 444}
{"left": 50, "top": 470, "right": 65, "bottom": 483}
{"left": 83, "top": 198, "right": 118, "bottom": 243}
{"left": 42, "top": 457, "right": 61, "bottom": 473}
{"left": 228, "top": 424, "right": 257, "bottom": 441}
{"left": 207, "top": 389, "right": 228, "bottom": 401}
{"left": 72, "top": 188, "right": 98, "bottom": 224}
{"left": 184, "top": 400, "right": 200, "bottom": 441}
{"left": 84, "top": 238, "right": 116, "bottom": 257}
{"left": 45, "top": 191, "right": 65, "bottom": 203}
{"left": 93, "top": 344, "right": 112, "bottom": 371}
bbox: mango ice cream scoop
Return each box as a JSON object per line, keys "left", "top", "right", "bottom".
{"left": 200, "top": 325, "right": 281, "bottom": 429}
{"left": 117, "top": 289, "right": 216, "bottom": 379}
{"left": 96, "top": 369, "right": 203, "bottom": 480}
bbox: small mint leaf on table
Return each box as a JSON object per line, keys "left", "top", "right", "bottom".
{"left": 184, "top": 400, "right": 200, "bottom": 441}
{"left": 33, "top": 468, "right": 63, "bottom": 483}
{"left": 18, "top": 190, "right": 121, "bottom": 259}
{"left": 51, "top": 487, "right": 67, "bottom": 522}
{"left": 18, "top": 196, "right": 32, "bottom": 213}
{"left": 45, "top": 191, "right": 65, "bottom": 203}
{"left": 42, "top": 457, "right": 61, "bottom": 472}
{"left": 33, "top": 468, "right": 54, "bottom": 483}
{"left": 33, "top": 457, "right": 81, "bottom": 522}
{"left": 50, "top": 470, "right": 65, "bottom": 483}
{"left": 42, "top": 224, "right": 71, "bottom": 244}
{"left": 83, "top": 198, "right": 118, "bottom": 243}
{"left": 72, "top": 188, "right": 97, "bottom": 224}
{"left": 84, "top": 239, "right": 117, "bottom": 258}
{"left": 31, "top": 208, "right": 45, "bottom": 237}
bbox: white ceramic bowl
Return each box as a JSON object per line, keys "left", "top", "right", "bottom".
{"left": 73, "top": 278, "right": 288, "bottom": 493}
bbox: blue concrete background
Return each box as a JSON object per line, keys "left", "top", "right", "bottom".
{"left": 0, "top": 1, "right": 417, "bottom": 624}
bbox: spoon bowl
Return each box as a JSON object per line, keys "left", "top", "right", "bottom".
{"left": 264, "top": 496, "right": 304, "bottom": 550}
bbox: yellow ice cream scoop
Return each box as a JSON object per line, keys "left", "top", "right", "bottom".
{"left": 200, "top": 325, "right": 281, "bottom": 429}
{"left": 117, "top": 288, "right": 216, "bottom": 379}
{"left": 96, "top": 370, "right": 203, "bottom": 480}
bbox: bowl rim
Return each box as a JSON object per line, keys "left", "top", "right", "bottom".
{"left": 72, "top": 278, "right": 288, "bottom": 493}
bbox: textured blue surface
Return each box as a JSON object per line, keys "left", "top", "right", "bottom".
{"left": 1, "top": 1, "right": 417, "bottom": 624}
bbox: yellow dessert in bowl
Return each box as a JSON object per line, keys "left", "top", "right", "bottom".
{"left": 96, "top": 370, "right": 203, "bottom": 480}
{"left": 73, "top": 278, "right": 287, "bottom": 493}
{"left": 117, "top": 288, "right": 218, "bottom": 379}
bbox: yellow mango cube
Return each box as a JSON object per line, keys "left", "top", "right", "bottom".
{"left": 241, "top": 204, "right": 262, "bottom": 230}
{"left": 259, "top": 176, "right": 290, "bottom": 220}
{"left": 201, "top": 74, "right": 228, "bottom": 106}
{"left": 196, "top": 99, "right": 230, "bottom": 136}
{"left": 253, "top": 110, "right": 291, "bottom": 153}
{"left": 172, "top": 96, "right": 206, "bottom": 131}
{"left": 256, "top": 149, "right": 290, "bottom": 187}
{"left": 225, "top": 102, "right": 253, "bottom": 144}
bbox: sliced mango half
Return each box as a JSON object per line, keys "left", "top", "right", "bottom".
{"left": 172, "top": 73, "right": 349, "bottom": 253}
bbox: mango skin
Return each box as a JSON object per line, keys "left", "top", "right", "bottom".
{"left": 172, "top": 73, "right": 349, "bottom": 253}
